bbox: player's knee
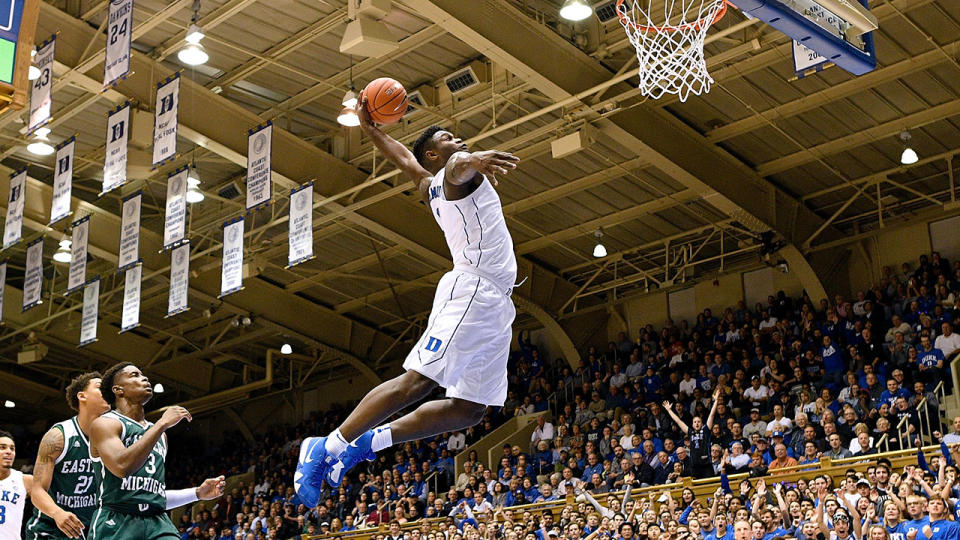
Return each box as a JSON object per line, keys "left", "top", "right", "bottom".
{"left": 457, "top": 400, "right": 487, "bottom": 424}
{"left": 401, "top": 370, "right": 437, "bottom": 399}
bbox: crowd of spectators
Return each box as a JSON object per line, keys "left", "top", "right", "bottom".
{"left": 170, "top": 251, "right": 960, "bottom": 540}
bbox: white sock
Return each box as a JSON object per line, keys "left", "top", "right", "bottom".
{"left": 324, "top": 429, "right": 349, "bottom": 457}
{"left": 370, "top": 425, "right": 393, "bottom": 452}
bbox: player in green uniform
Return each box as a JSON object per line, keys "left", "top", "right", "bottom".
{"left": 89, "top": 363, "right": 225, "bottom": 540}
{"left": 28, "top": 372, "right": 110, "bottom": 539}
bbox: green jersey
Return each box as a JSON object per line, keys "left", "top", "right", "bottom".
{"left": 27, "top": 417, "right": 99, "bottom": 530}
{"left": 93, "top": 411, "right": 168, "bottom": 514}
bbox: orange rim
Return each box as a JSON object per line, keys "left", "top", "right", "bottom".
{"left": 615, "top": 0, "right": 730, "bottom": 33}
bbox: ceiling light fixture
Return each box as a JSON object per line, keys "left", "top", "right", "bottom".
{"left": 280, "top": 343, "right": 293, "bottom": 355}
{"left": 53, "top": 239, "right": 72, "bottom": 264}
{"left": 153, "top": 383, "right": 165, "bottom": 393}
{"left": 186, "top": 164, "right": 205, "bottom": 203}
{"left": 592, "top": 228, "right": 607, "bottom": 258}
{"left": 3, "top": 400, "right": 14, "bottom": 408}
{"left": 338, "top": 57, "right": 360, "bottom": 127}
{"left": 560, "top": 0, "right": 593, "bottom": 21}
{"left": 28, "top": 49, "right": 39, "bottom": 80}
{"left": 899, "top": 131, "right": 918, "bottom": 165}
{"left": 27, "top": 126, "right": 54, "bottom": 156}
{"left": 178, "top": 1, "right": 209, "bottom": 66}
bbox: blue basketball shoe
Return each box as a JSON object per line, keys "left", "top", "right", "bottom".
{"left": 294, "top": 436, "right": 335, "bottom": 507}
{"left": 325, "top": 430, "right": 376, "bottom": 487}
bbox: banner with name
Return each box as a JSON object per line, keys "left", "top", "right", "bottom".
{"left": 152, "top": 75, "right": 180, "bottom": 166}
{"left": 3, "top": 169, "right": 26, "bottom": 249}
{"left": 246, "top": 123, "right": 272, "bottom": 210}
{"left": 168, "top": 242, "right": 190, "bottom": 316}
{"left": 80, "top": 278, "right": 100, "bottom": 346}
{"left": 119, "top": 191, "right": 141, "bottom": 269}
{"left": 120, "top": 263, "right": 141, "bottom": 332}
{"left": 23, "top": 239, "right": 43, "bottom": 311}
{"left": 28, "top": 36, "right": 55, "bottom": 133}
{"left": 163, "top": 167, "right": 188, "bottom": 250}
{"left": 288, "top": 182, "right": 313, "bottom": 267}
{"left": 0, "top": 261, "right": 6, "bottom": 323}
{"left": 50, "top": 138, "right": 75, "bottom": 225}
{"left": 102, "top": 103, "right": 130, "bottom": 195}
{"left": 66, "top": 217, "right": 89, "bottom": 294}
{"left": 103, "top": 0, "right": 133, "bottom": 89}
{"left": 220, "top": 217, "right": 244, "bottom": 297}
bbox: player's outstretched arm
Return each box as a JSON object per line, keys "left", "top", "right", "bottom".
{"left": 165, "top": 475, "right": 225, "bottom": 510}
{"left": 91, "top": 406, "right": 191, "bottom": 478}
{"left": 444, "top": 150, "right": 518, "bottom": 187}
{"left": 31, "top": 427, "right": 84, "bottom": 538}
{"left": 358, "top": 96, "right": 431, "bottom": 190}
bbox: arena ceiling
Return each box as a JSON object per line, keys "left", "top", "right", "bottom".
{"left": 0, "top": 0, "right": 958, "bottom": 420}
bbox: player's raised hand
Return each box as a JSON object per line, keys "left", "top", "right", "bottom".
{"left": 158, "top": 406, "right": 192, "bottom": 430}
{"left": 197, "top": 475, "right": 227, "bottom": 500}
{"left": 53, "top": 509, "right": 84, "bottom": 538}
{"left": 357, "top": 94, "right": 375, "bottom": 131}
{"left": 470, "top": 150, "right": 519, "bottom": 186}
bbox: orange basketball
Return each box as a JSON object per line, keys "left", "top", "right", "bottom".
{"left": 362, "top": 77, "right": 408, "bottom": 125}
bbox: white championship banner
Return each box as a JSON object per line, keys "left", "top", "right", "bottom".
{"left": 163, "top": 167, "right": 189, "bottom": 250}
{"left": 168, "top": 242, "right": 190, "bottom": 316}
{"left": 80, "top": 278, "right": 100, "bottom": 346}
{"left": 23, "top": 239, "right": 44, "bottom": 311}
{"left": 102, "top": 103, "right": 130, "bottom": 195}
{"left": 118, "top": 191, "right": 141, "bottom": 269}
{"left": 120, "top": 263, "right": 141, "bottom": 332}
{"left": 220, "top": 217, "right": 244, "bottom": 297}
{"left": 3, "top": 169, "right": 26, "bottom": 249}
{"left": 103, "top": 0, "right": 133, "bottom": 89}
{"left": 66, "top": 216, "right": 90, "bottom": 294}
{"left": 288, "top": 182, "right": 314, "bottom": 267}
{"left": 152, "top": 74, "right": 180, "bottom": 166}
{"left": 0, "top": 261, "right": 6, "bottom": 323}
{"left": 246, "top": 123, "right": 273, "bottom": 210}
{"left": 28, "top": 36, "right": 55, "bottom": 133}
{"left": 50, "top": 137, "right": 75, "bottom": 225}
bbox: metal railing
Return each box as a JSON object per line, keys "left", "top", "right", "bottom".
{"left": 896, "top": 380, "right": 944, "bottom": 449}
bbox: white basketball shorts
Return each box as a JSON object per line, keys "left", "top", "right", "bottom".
{"left": 403, "top": 268, "right": 516, "bottom": 407}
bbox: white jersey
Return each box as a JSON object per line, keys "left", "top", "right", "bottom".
{"left": 427, "top": 169, "right": 517, "bottom": 291}
{"left": 0, "top": 469, "right": 27, "bottom": 539}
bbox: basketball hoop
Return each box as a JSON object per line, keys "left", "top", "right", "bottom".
{"left": 616, "top": 0, "right": 731, "bottom": 102}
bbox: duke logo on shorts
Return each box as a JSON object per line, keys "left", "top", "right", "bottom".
{"left": 404, "top": 169, "right": 518, "bottom": 407}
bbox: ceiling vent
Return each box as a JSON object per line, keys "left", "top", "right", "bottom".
{"left": 406, "top": 90, "right": 424, "bottom": 115}
{"left": 595, "top": 1, "right": 619, "bottom": 23}
{"left": 218, "top": 180, "right": 242, "bottom": 200}
{"left": 444, "top": 67, "right": 480, "bottom": 94}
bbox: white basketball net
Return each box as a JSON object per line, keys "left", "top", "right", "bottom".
{"left": 616, "top": 0, "right": 728, "bottom": 102}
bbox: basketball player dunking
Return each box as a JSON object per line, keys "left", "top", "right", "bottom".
{"left": 28, "top": 372, "right": 110, "bottom": 540}
{"left": 88, "top": 363, "right": 225, "bottom": 540}
{"left": 0, "top": 430, "right": 32, "bottom": 540}
{"left": 296, "top": 95, "right": 521, "bottom": 506}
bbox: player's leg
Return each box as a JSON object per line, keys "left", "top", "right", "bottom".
{"left": 337, "top": 369, "right": 440, "bottom": 442}
{"left": 146, "top": 515, "right": 181, "bottom": 539}
{"left": 382, "top": 396, "right": 487, "bottom": 443}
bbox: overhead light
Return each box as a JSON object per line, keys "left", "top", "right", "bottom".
{"left": 153, "top": 383, "right": 165, "bottom": 393}
{"left": 592, "top": 229, "right": 607, "bottom": 258}
{"left": 342, "top": 88, "right": 358, "bottom": 108}
{"left": 178, "top": 23, "right": 209, "bottom": 65}
{"left": 27, "top": 126, "right": 54, "bottom": 156}
{"left": 53, "top": 239, "right": 72, "bottom": 264}
{"left": 186, "top": 166, "right": 205, "bottom": 203}
{"left": 3, "top": 400, "right": 13, "bottom": 408}
{"left": 560, "top": 0, "right": 593, "bottom": 21}
{"left": 337, "top": 106, "right": 360, "bottom": 127}
{"left": 241, "top": 316, "right": 252, "bottom": 326}
{"left": 28, "top": 65, "right": 40, "bottom": 81}
{"left": 899, "top": 131, "right": 918, "bottom": 165}
{"left": 280, "top": 343, "right": 293, "bottom": 355}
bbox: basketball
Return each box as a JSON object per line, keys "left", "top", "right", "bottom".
{"left": 362, "top": 77, "right": 408, "bottom": 125}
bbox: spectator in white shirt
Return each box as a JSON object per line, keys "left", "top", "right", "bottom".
{"left": 935, "top": 322, "right": 960, "bottom": 359}
{"left": 531, "top": 415, "right": 555, "bottom": 452}
{"left": 447, "top": 430, "right": 466, "bottom": 453}
{"left": 678, "top": 373, "right": 697, "bottom": 399}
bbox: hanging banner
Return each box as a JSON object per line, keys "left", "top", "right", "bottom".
{"left": 220, "top": 217, "right": 244, "bottom": 297}
{"left": 120, "top": 263, "right": 141, "bottom": 332}
{"left": 102, "top": 103, "right": 130, "bottom": 195}
{"left": 28, "top": 36, "right": 55, "bottom": 133}
{"left": 288, "top": 182, "right": 314, "bottom": 267}
{"left": 103, "top": 0, "right": 133, "bottom": 89}
{"left": 168, "top": 242, "right": 190, "bottom": 317}
{"left": 80, "top": 278, "right": 100, "bottom": 346}
{"left": 246, "top": 123, "right": 272, "bottom": 211}
{"left": 162, "top": 167, "right": 188, "bottom": 250}
{"left": 66, "top": 217, "right": 89, "bottom": 294}
{"left": 50, "top": 137, "right": 75, "bottom": 226}
{"left": 152, "top": 75, "right": 180, "bottom": 167}
{"left": 118, "top": 191, "right": 141, "bottom": 270}
{"left": 0, "top": 261, "right": 6, "bottom": 323}
{"left": 23, "top": 239, "right": 43, "bottom": 311}
{"left": 3, "top": 169, "right": 26, "bottom": 249}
